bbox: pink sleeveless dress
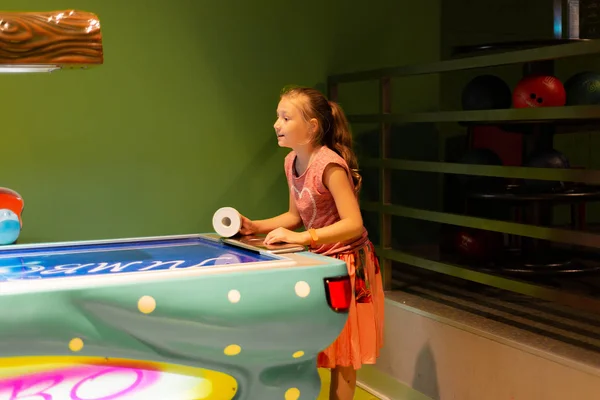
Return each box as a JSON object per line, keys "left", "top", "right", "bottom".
{"left": 284, "top": 146, "right": 385, "bottom": 370}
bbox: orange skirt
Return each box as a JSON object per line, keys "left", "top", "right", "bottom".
{"left": 316, "top": 241, "right": 385, "bottom": 370}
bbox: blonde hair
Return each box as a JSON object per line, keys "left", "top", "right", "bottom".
{"left": 280, "top": 85, "right": 362, "bottom": 193}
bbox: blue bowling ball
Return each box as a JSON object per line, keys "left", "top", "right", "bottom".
{"left": 0, "top": 208, "right": 20, "bottom": 245}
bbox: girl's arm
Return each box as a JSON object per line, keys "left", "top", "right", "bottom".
{"left": 240, "top": 191, "right": 303, "bottom": 234}
{"left": 301, "top": 163, "right": 364, "bottom": 245}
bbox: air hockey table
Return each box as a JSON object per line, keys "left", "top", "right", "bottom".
{"left": 0, "top": 233, "right": 351, "bottom": 400}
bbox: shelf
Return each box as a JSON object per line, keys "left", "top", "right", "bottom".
{"left": 347, "top": 105, "right": 600, "bottom": 124}
{"left": 360, "top": 202, "right": 600, "bottom": 249}
{"left": 330, "top": 38, "right": 600, "bottom": 304}
{"left": 451, "top": 39, "right": 584, "bottom": 57}
{"left": 359, "top": 158, "right": 600, "bottom": 185}
{"left": 375, "top": 246, "right": 600, "bottom": 315}
{"left": 328, "top": 39, "right": 600, "bottom": 83}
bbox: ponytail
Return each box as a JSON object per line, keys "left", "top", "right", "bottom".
{"left": 327, "top": 101, "right": 362, "bottom": 194}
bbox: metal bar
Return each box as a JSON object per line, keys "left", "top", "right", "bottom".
{"left": 329, "top": 39, "right": 600, "bottom": 83}
{"left": 361, "top": 202, "right": 600, "bottom": 249}
{"left": 347, "top": 105, "right": 600, "bottom": 124}
{"left": 379, "top": 77, "right": 392, "bottom": 291}
{"left": 359, "top": 158, "right": 600, "bottom": 184}
{"left": 376, "top": 247, "right": 600, "bottom": 315}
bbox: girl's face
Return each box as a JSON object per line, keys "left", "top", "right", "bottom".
{"left": 273, "top": 97, "right": 316, "bottom": 149}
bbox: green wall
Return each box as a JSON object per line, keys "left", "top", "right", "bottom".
{"left": 334, "top": 4, "right": 442, "bottom": 248}
{"left": 1, "top": 0, "right": 440, "bottom": 243}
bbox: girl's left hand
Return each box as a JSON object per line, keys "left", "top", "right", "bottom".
{"left": 264, "top": 227, "right": 307, "bottom": 246}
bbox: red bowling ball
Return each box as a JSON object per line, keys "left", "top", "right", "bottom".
{"left": 455, "top": 228, "right": 504, "bottom": 263}
{"left": 512, "top": 75, "right": 566, "bottom": 108}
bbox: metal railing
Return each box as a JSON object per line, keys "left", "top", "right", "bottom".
{"left": 327, "top": 39, "right": 600, "bottom": 315}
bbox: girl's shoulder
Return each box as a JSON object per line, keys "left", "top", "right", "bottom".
{"left": 284, "top": 149, "right": 296, "bottom": 162}
{"left": 284, "top": 150, "right": 296, "bottom": 168}
{"left": 313, "top": 146, "right": 349, "bottom": 171}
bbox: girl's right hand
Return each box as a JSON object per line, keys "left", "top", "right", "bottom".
{"left": 239, "top": 214, "right": 257, "bottom": 235}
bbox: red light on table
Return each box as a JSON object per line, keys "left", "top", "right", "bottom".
{"left": 325, "top": 276, "right": 351, "bottom": 312}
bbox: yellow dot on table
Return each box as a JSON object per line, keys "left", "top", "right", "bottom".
{"left": 285, "top": 388, "right": 300, "bottom": 400}
{"left": 228, "top": 289, "right": 241, "bottom": 303}
{"left": 69, "top": 338, "right": 84, "bottom": 352}
{"left": 293, "top": 351, "right": 304, "bottom": 358}
{"left": 224, "top": 344, "right": 241, "bottom": 356}
{"left": 295, "top": 281, "right": 310, "bottom": 298}
{"left": 138, "top": 295, "right": 156, "bottom": 314}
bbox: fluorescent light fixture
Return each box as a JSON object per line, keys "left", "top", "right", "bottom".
{"left": 0, "top": 65, "right": 61, "bottom": 73}
{"left": 0, "top": 10, "right": 103, "bottom": 74}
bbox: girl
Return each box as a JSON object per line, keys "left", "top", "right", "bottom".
{"left": 238, "top": 85, "right": 385, "bottom": 400}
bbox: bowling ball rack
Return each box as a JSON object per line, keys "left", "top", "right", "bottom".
{"left": 460, "top": 183, "right": 600, "bottom": 275}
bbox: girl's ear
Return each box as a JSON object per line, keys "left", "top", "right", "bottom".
{"left": 309, "top": 117, "right": 319, "bottom": 135}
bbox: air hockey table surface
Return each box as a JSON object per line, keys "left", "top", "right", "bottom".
{"left": 0, "top": 233, "right": 351, "bottom": 400}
